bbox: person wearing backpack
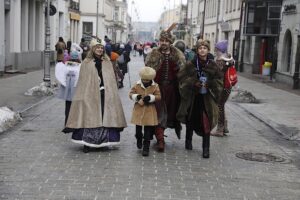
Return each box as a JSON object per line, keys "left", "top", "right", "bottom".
{"left": 211, "top": 40, "right": 236, "bottom": 137}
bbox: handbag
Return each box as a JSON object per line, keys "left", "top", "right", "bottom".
{"left": 224, "top": 65, "right": 238, "bottom": 88}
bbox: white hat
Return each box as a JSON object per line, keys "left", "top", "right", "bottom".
{"left": 120, "top": 44, "right": 125, "bottom": 48}
{"left": 90, "top": 38, "right": 105, "bottom": 48}
{"left": 139, "top": 67, "right": 156, "bottom": 80}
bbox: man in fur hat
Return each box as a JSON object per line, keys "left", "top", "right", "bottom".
{"left": 145, "top": 27, "right": 186, "bottom": 152}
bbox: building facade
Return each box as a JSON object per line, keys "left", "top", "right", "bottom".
{"left": 276, "top": 0, "right": 300, "bottom": 88}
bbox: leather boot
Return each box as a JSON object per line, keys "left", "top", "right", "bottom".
{"left": 83, "top": 145, "right": 90, "bottom": 153}
{"left": 142, "top": 140, "right": 150, "bottom": 156}
{"left": 202, "top": 134, "right": 210, "bottom": 158}
{"left": 135, "top": 127, "right": 143, "bottom": 149}
{"left": 155, "top": 127, "right": 165, "bottom": 152}
{"left": 175, "top": 122, "right": 182, "bottom": 140}
{"left": 185, "top": 126, "right": 193, "bottom": 150}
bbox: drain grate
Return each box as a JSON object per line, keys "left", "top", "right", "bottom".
{"left": 236, "top": 152, "right": 288, "bottom": 163}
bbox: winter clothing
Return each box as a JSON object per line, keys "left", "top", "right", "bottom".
{"left": 145, "top": 45, "right": 186, "bottom": 150}
{"left": 215, "top": 40, "right": 228, "bottom": 53}
{"left": 55, "top": 41, "right": 66, "bottom": 62}
{"left": 159, "top": 30, "right": 175, "bottom": 43}
{"left": 196, "top": 39, "right": 210, "bottom": 51}
{"left": 177, "top": 54, "right": 223, "bottom": 158}
{"left": 70, "top": 51, "right": 79, "bottom": 60}
{"left": 65, "top": 44, "right": 127, "bottom": 149}
{"left": 129, "top": 76, "right": 161, "bottom": 156}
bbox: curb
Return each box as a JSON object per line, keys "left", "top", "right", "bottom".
{"left": 233, "top": 102, "right": 300, "bottom": 146}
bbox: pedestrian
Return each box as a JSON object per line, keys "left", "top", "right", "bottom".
{"left": 67, "top": 40, "right": 72, "bottom": 54}
{"left": 55, "top": 37, "right": 66, "bottom": 62}
{"left": 79, "top": 38, "right": 90, "bottom": 60}
{"left": 55, "top": 50, "right": 81, "bottom": 130}
{"left": 65, "top": 38, "right": 127, "bottom": 153}
{"left": 129, "top": 67, "right": 161, "bottom": 156}
{"left": 145, "top": 25, "right": 186, "bottom": 152}
{"left": 211, "top": 40, "right": 235, "bottom": 137}
{"left": 177, "top": 39, "right": 223, "bottom": 158}
{"left": 143, "top": 43, "right": 152, "bottom": 62}
{"left": 117, "top": 44, "right": 131, "bottom": 88}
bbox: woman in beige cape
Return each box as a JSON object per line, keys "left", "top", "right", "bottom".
{"left": 65, "top": 38, "right": 127, "bottom": 153}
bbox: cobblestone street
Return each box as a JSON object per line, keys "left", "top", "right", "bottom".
{"left": 1, "top": 56, "right": 300, "bottom": 200}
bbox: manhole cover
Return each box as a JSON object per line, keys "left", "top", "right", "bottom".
{"left": 236, "top": 152, "right": 287, "bottom": 163}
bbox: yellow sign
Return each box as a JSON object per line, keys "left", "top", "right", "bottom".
{"left": 70, "top": 12, "right": 80, "bottom": 21}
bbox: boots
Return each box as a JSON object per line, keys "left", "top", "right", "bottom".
{"left": 83, "top": 145, "right": 90, "bottom": 153}
{"left": 155, "top": 127, "right": 165, "bottom": 152}
{"left": 175, "top": 122, "right": 182, "bottom": 140}
{"left": 185, "top": 127, "right": 193, "bottom": 150}
{"left": 202, "top": 134, "right": 210, "bottom": 158}
{"left": 224, "top": 120, "right": 229, "bottom": 134}
{"left": 142, "top": 140, "right": 150, "bottom": 156}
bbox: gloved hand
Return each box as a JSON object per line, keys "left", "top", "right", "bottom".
{"left": 136, "top": 94, "right": 142, "bottom": 101}
{"left": 143, "top": 95, "right": 151, "bottom": 104}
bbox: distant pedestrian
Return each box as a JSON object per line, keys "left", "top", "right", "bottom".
{"left": 177, "top": 39, "right": 223, "bottom": 158}
{"left": 79, "top": 38, "right": 90, "bottom": 60}
{"left": 129, "top": 67, "right": 161, "bottom": 156}
{"left": 211, "top": 40, "right": 235, "bottom": 137}
{"left": 65, "top": 38, "right": 127, "bottom": 153}
{"left": 55, "top": 37, "right": 66, "bottom": 62}
{"left": 117, "top": 44, "right": 131, "bottom": 88}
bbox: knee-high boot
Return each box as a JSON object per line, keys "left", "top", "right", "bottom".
{"left": 202, "top": 134, "right": 210, "bottom": 158}
{"left": 155, "top": 127, "right": 165, "bottom": 152}
{"left": 142, "top": 140, "right": 150, "bottom": 156}
{"left": 185, "top": 126, "right": 193, "bottom": 150}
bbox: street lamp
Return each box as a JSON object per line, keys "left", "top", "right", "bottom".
{"left": 43, "top": 0, "right": 51, "bottom": 87}
{"left": 96, "top": 0, "right": 99, "bottom": 37}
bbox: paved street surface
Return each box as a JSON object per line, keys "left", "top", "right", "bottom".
{"left": 1, "top": 55, "right": 300, "bottom": 200}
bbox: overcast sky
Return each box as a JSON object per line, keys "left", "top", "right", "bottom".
{"left": 128, "top": 0, "right": 187, "bottom": 22}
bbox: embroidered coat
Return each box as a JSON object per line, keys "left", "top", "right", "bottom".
{"left": 129, "top": 81, "right": 161, "bottom": 126}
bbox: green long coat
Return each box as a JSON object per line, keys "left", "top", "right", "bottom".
{"left": 176, "top": 58, "right": 223, "bottom": 130}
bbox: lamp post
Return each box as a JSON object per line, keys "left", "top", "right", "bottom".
{"left": 96, "top": 0, "right": 99, "bottom": 37}
{"left": 43, "top": 0, "right": 51, "bottom": 87}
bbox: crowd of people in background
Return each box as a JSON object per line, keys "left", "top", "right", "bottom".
{"left": 54, "top": 31, "right": 236, "bottom": 158}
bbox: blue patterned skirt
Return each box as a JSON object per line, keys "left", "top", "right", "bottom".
{"left": 71, "top": 127, "right": 120, "bottom": 148}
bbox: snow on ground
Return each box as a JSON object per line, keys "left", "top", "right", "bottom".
{"left": 24, "top": 82, "right": 56, "bottom": 96}
{"left": 0, "top": 107, "right": 22, "bottom": 133}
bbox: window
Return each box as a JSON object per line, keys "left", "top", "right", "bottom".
{"left": 268, "top": 5, "right": 281, "bottom": 20}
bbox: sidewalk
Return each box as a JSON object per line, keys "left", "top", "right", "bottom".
{"left": 232, "top": 74, "right": 300, "bottom": 143}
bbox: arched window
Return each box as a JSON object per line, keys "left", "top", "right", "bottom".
{"left": 282, "top": 29, "right": 292, "bottom": 72}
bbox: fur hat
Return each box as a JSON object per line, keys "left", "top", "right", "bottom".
{"left": 215, "top": 40, "right": 228, "bottom": 53}
{"left": 139, "top": 66, "right": 156, "bottom": 81}
{"left": 90, "top": 38, "right": 105, "bottom": 48}
{"left": 196, "top": 39, "right": 210, "bottom": 51}
{"left": 159, "top": 30, "right": 175, "bottom": 43}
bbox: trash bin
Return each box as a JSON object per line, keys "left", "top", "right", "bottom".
{"left": 262, "top": 61, "right": 272, "bottom": 75}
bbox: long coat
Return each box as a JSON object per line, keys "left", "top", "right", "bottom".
{"left": 55, "top": 41, "right": 66, "bottom": 61}
{"left": 176, "top": 57, "right": 223, "bottom": 130}
{"left": 129, "top": 81, "right": 161, "bottom": 126}
{"left": 66, "top": 54, "right": 127, "bottom": 129}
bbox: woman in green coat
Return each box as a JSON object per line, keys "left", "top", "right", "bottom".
{"left": 177, "top": 39, "right": 223, "bottom": 158}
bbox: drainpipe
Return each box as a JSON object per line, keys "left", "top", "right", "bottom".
{"left": 293, "top": 35, "right": 300, "bottom": 89}
{"left": 200, "top": 0, "right": 207, "bottom": 39}
{"left": 215, "top": 0, "right": 221, "bottom": 43}
{"left": 237, "top": 0, "right": 245, "bottom": 72}
{"left": 43, "top": 0, "right": 51, "bottom": 86}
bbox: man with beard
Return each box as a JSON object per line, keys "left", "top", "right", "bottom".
{"left": 145, "top": 25, "right": 186, "bottom": 152}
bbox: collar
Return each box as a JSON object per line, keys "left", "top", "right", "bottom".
{"left": 137, "top": 80, "right": 156, "bottom": 89}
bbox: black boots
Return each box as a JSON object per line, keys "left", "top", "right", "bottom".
{"left": 136, "top": 127, "right": 143, "bottom": 149}
{"left": 142, "top": 140, "right": 150, "bottom": 156}
{"left": 202, "top": 134, "right": 210, "bottom": 158}
{"left": 83, "top": 145, "right": 90, "bottom": 153}
{"left": 175, "top": 123, "right": 182, "bottom": 140}
{"left": 185, "top": 127, "right": 193, "bottom": 150}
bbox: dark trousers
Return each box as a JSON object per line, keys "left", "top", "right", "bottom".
{"left": 136, "top": 125, "right": 155, "bottom": 141}
{"left": 65, "top": 101, "right": 72, "bottom": 125}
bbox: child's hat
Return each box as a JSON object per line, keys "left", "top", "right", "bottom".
{"left": 139, "top": 66, "right": 156, "bottom": 80}
{"left": 70, "top": 50, "right": 79, "bottom": 60}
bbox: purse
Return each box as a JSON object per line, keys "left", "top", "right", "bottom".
{"left": 224, "top": 65, "right": 238, "bottom": 88}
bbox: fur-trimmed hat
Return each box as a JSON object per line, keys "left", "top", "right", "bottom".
{"left": 139, "top": 66, "right": 156, "bottom": 80}
{"left": 159, "top": 30, "right": 175, "bottom": 43}
{"left": 196, "top": 39, "right": 210, "bottom": 51}
{"left": 90, "top": 38, "right": 105, "bottom": 48}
